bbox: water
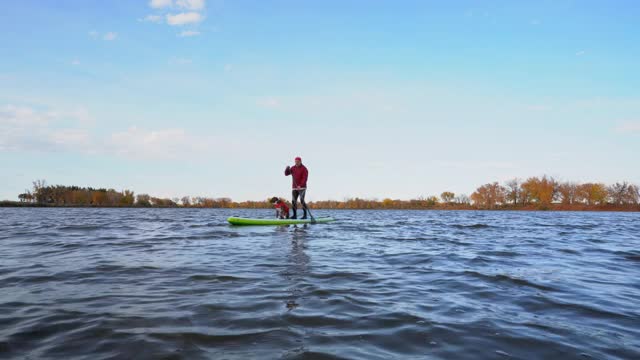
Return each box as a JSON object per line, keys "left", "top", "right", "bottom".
{"left": 1, "top": 208, "right": 639, "bottom": 360}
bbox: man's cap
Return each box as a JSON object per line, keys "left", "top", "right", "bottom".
{"left": 295, "top": 156, "right": 302, "bottom": 161}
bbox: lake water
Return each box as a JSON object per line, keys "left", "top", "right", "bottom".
{"left": 1, "top": 208, "right": 639, "bottom": 359}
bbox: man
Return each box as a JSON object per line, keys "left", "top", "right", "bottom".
{"left": 284, "top": 156, "right": 309, "bottom": 219}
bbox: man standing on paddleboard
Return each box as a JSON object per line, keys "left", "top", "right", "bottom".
{"left": 285, "top": 157, "right": 309, "bottom": 219}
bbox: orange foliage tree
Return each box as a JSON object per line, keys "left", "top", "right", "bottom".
{"left": 557, "top": 182, "right": 579, "bottom": 204}
{"left": 471, "top": 182, "right": 506, "bottom": 209}
{"left": 577, "top": 183, "right": 608, "bottom": 205}
{"left": 521, "top": 176, "right": 558, "bottom": 205}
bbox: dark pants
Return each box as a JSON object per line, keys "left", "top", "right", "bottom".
{"left": 292, "top": 189, "right": 308, "bottom": 216}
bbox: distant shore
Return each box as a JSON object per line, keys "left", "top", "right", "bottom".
{"left": 9, "top": 177, "right": 639, "bottom": 212}
{"left": 2, "top": 201, "right": 638, "bottom": 212}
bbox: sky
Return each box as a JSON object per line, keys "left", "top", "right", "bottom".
{"left": 1, "top": 0, "right": 639, "bottom": 201}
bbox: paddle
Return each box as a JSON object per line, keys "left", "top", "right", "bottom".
{"left": 306, "top": 204, "right": 316, "bottom": 224}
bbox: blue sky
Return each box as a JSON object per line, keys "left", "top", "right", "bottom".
{"left": 1, "top": 0, "right": 639, "bottom": 201}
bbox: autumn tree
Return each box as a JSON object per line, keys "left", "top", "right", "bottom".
{"left": 382, "top": 198, "right": 394, "bottom": 208}
{"left": 521, "top": 176, "right": 558, "bottom": 205}
{"left": 557, "top": 182, "right": 579, "bottom": 205}
{"left": 471, "top": 182, "right": 506, "bottom": 209}
{"left": 577, "top": 183, "right": 608, "bottom": 205}
{"left": 91, "top": 190, "right": 107, "bottom": 206}
{"left": 440, "top": 191, "right": 455, "bottom": 203}
{"left": 423, "top": 196, "right": 439, "bottom": 206}
{"left": 120, "top": 190, "right": 135, "bottom": 206}
{"left": 105, "top": 189, "right": 122, "bottom": 206}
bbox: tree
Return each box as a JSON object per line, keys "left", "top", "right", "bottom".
{"left": 557, "top": 182, "right": 579, "bottom": 205}
{"left": 577, "top": 183, "right": 608, "bottom": 205}
{"left": 454, "top": 194, "right": 471, "bottom": 205}
{"left": 608, "top": 182, "right": 628, "bottom": 205}
{"left": 120, "top": 190, "right": 135, "bottom": 206}
{"left": 91, "top": 190, "right": 107, "bottom": 206}
{"left": 136, "top": 194, "right": 152, "bottom": 207}
{"left": 106, "top": 189, "right": 123, "bottom": 206}
{"left": 440, "top": 191, "right": 455, "bottom": 203}
{"left": 521, "top": 176, "right": 558, "bottom": 205}
{"left": 426, "top": 196, "right": 439, "bottom": 206}
{"left": 382, "top": 198, "right": 394, "bottom": 208}
{"left": 181, "top": 196, "right": 191, "bottom": 207}
{"left": 471, "top": 182, "right": 506, "bottom": 209}
{"left": 608, "top": 182, "right": 640, "bottom": 205}
{"left": 32, "top": 179, "right": 48, "bottom": 203}
{"left": 504, "top": 178, "right": 521, "bottom": 205}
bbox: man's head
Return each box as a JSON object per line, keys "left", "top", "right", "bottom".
{"left": 295, "top": 156, "right": 302, "bottom": 166}
{"left": 270, "top": 197, "right": 279, "bottom": 203}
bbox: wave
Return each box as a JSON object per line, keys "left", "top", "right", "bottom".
{"left": 452, "top": 223, "right": 492, "bottom": 229}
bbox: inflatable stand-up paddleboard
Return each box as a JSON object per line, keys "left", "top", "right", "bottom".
{"left": 227, "top": 217, "right": 335, "bottom": 226}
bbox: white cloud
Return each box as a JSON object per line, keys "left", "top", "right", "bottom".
{"left": 49, "top": 129, "right": 91, "bottom": 148}
{"left": 71, "top": 59, "right": 81, "bottom": 65}
{"left": 178, "top": 30, "right": 200, "bottom": 37}
{"left": 150, "top": 0, "right": 173, "bottom": 9}
{"left": 576, "top": 50, "right": 586, "bottom": 56}
{"left": 224, "top": 64, "right": 233, "bottom": 72}
{"left": 145, "top": 0, "right": 206, "bottom": 34}
{"left": 88, "top": 30, "right": 99, "bottom": 39}
{"left": 0, "top": 103, "right": 217, "bottom": 159}
{"left": 140, "top": 14, "right": 164, "bottom": 23}
{"left": 0, "top": 104, "right": 94, "bottom": 152}
{"left": 0, "top": 104, "right": 49, "bottom": 126}
{"left": 614, "top": 121, "right": 640, "bottom": 134}
{"left": 177, "top": 0, "right": 205, "bottom": 10}
{"left": 108, "top": 126, "right": 212, "bottom": 160}
{"left": 530, "top": 19, "right": 541, "bottom": 25}
{"left": 166, "top": 12, "right": 203, "bottom": 26}
{"left": 103, "top": 32, "right": 118, "bottom": 41}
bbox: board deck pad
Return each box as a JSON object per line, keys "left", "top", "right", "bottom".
{"left": 227, "top": 217, "right": 335, "bottom": 226}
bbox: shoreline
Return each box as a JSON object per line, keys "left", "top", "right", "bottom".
{"left": 2, "top": 201, "right": 639, "bottom": 212}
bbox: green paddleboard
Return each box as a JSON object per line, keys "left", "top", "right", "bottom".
{"left": 227, "top": 217, "right": 335, "bottom": 226}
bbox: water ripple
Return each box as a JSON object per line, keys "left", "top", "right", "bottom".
{"left": 1, "top": 208, "right": 639, "bottom": 359}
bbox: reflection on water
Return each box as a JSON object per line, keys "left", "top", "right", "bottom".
{"left": 1, "top": 208, "right": 640, "bottom": 360}
{"left": 281, "top": 225, "right": 310, "bottom": 311}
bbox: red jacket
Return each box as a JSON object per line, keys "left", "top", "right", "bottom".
{"left": 285, "top": 164, "right": 308, "bottom": 189}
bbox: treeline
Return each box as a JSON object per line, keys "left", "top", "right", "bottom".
{"left": 470, "top": 176, "right": 639, "bottom": 210}
{"left": 11, "top": 177, "right": 640, "bottom": 211}
{"left": 16, "top": 180, "right": 272, "bottom": 208}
